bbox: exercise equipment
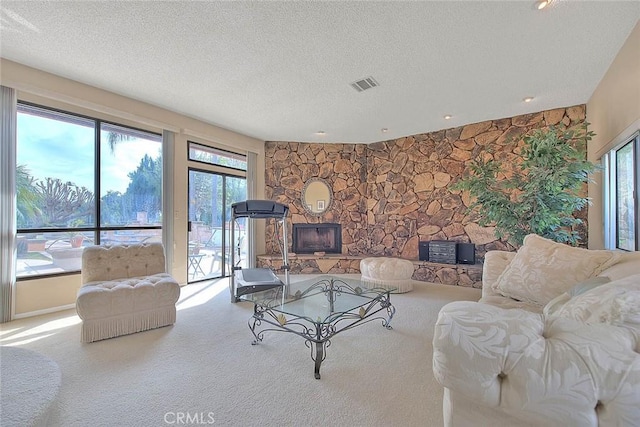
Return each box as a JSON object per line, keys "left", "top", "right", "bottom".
{"left": 230, "top": 200, "right": 290, "bottom": 302}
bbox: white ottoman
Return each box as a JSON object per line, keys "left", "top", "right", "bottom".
{"left": 360, "top": 257, "right": 415, "bottom": 293}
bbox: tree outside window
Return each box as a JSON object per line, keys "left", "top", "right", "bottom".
{"left": 16, "top": 103, "right": 162, "bottom": 278}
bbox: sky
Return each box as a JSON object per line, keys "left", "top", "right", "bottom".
{"left": 17, "top": 112, "right": 160, "bottom": 196}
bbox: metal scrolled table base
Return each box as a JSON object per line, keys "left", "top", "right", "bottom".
{"left": 247, "top": 279, "right": 395, "bottom": 379}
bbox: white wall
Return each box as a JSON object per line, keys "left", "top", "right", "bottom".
{"left": 586, "top": 21, "right": 640, "bottom": 249}
{"left": 1, "top": 59, "right": 266, "bottom": 316}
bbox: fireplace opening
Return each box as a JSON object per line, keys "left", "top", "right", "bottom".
{"left": 292, "top": 223, "right": 342, "bottom": 254}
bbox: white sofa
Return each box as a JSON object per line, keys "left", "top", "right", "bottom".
{"left": 76, "top": 243, "right": 180, "bottom": 343}
{"left": 433, "top": 234, "right": 640, "bottom": 427}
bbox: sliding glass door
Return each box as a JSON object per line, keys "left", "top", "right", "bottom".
{"left": 187, "top": 169, "right": 246, "bottom": 283}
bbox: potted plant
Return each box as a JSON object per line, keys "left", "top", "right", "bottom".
{"left": 454, "top": 123, "right": 598, "bottom": 246}
{"left": 68, "top": 219, "right": 86, "bottom": 248}
{"left": 26, "top": 235, "right": 48, "bottom": 251}
{"left": 70, "top": 233, "right": 85, "bottom": 248}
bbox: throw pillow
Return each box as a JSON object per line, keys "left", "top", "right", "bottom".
{"left": 551, "top": 273, "right": 640, "bottom": 326}
{"left": 543, "top": 276, "right": 611, "bottom": 317}
{"left": 494, "top": 234, "right": 618, "bottom": 307}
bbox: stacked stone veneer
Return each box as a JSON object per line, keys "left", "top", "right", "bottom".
{"left": 265, "top": 143, "right": 368, "bottom": 255}
{"left": 264, "top": 105, "right": 588, "bottom": 286}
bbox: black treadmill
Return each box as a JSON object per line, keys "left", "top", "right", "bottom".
{"left": 230, "top": 200, "right": 290, "bottom": 302}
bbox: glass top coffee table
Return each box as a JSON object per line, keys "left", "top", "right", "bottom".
{"left": 240, "top": 275, "right": 396, "bottom": 379}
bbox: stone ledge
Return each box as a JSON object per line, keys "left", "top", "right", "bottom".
{"left": 412, "top": 261, "right": 483, "bottom": 288}
{"left": 257, "top": 254, "right": 483, "bottom": 288}
{"left": 258, "top": 254, "right": 362, "bottom": 275}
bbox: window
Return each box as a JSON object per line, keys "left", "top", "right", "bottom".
{"left": 16, "top": 102, "right": 162, "bottom": 278}
{"left": 603, "top": 132, "right": 639, "bottom": 251}
{"left": 187, "top": 141, "right": 247, "bottom": 282}
{"left": 188, "top": 142, "right": 247, "bottom": 171}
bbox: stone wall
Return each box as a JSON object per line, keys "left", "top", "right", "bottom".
{"left": 265, "top": 143, "right": 368, "bottom": 255}
{"left": 264, "top": 105, "right": 588, "bottom": 260}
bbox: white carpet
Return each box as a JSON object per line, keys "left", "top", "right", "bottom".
{"left": 0, "top": 275, "right": 480, "bottom": 427}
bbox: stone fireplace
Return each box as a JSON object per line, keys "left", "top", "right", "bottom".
{"left": 292, "top": 223, "right": 342, "bottom": 254}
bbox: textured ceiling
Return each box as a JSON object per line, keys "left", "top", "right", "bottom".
{"left": 1, "top": 1, "right": 638, "bottom": 143}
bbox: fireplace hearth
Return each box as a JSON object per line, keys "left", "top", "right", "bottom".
{"left": 292, "top": 223, "right": 342, "bottom": 254}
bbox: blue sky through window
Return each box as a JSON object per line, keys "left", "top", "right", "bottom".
{"left": 18, "top": 112, "right": 160, "bottom": 194}
{"left": 17, "top": 113, "right": 94, "bottom": 189}
{"left": 99, "top": 131, "right": 161, "bottom": 196}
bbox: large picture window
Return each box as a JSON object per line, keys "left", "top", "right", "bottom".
{"left": 16, "top": 103, "right": 162, "bottom": 278}
{"left": 604, "top": 132, "right": 639, "bottom": 252}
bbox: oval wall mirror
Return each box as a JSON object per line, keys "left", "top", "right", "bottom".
{"left": 302, "top": 178, "right": 332, "bottom": 215}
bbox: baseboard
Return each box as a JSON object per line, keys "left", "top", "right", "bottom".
{"left": 14, "top": 303, "right": 76, "bottom": 320}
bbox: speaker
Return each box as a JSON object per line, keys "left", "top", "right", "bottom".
{"left": 456, "top": 243, "right": 476, "bottom": 265}
{"left": 428, "top": 240, "right": 457, "bottom": 264}
{"left": 418, "top": 241, "right": 429, "bottom": 261}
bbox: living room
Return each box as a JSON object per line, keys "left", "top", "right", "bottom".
{"left": 1, "top": 2, "right": 639, "bottom": 426}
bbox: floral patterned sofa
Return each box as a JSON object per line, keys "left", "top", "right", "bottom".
{"left": 433, "top": 234, "right": 640, "bottom": 427}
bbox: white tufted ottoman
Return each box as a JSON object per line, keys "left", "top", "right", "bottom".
{"left": 360, "top": 257, "right": 415, "bottom": 293}
{"left": 76, "top": 243, "right": 180, "bottom": 343}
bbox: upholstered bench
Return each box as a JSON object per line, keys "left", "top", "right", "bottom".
{"left": 76, "top": 243, "right": 180, "bottom": 343}
{"left": 360, "top": 257, "right": 415, "bottom": 293}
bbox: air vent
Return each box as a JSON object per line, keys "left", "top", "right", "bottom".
{"left": 350, "top": 76, "right": 379, "bottom": 92}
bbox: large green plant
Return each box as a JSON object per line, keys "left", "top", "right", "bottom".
{"left": 454, "top": 124, "right": 597, "bottom": 246}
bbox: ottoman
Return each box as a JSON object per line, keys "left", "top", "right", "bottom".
{"left": 360, "top": 257, "right": 415, "bottom": 293}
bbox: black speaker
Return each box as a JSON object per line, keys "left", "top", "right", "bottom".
{"left": 429, "top": 240, "right": 457, "bottom": 264}
{"left": 419, "top": 241, "right": 429, "bottom": 261}
{"left": 456, "top": 243, "right": 476, "bottom": 265}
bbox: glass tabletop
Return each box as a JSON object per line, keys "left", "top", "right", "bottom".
{"left": 239, "top": 275, "right": 395, "bottom": 324}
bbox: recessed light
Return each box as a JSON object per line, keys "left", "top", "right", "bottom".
{"left": 381, "top": 128, "right": 388, "bottom": 133}
{"left": 444, "top": 115, "right": 452, "bottom": 120}
{"left": 523, "top": 97, "right": 534, "bottom": 103}
{"left": 315, "top": 131, "right": 326, "bottom": 135}
{"left": 536, "top": 0, "right": 551, "bottom": 10}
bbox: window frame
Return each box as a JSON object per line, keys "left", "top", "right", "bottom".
{"left": 603, "top": 131, "right": 640, "bottom": 252}
{"left": 188, "top": 141, "right": 247, "bottom": 172}
{"left": 16, "top": 101, "right": 163, "bottom": 280}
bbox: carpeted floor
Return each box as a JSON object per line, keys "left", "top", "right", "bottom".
{"left": 0, "top": 346, "right": 61, "bottom": 426}
{"left": 0, "top": 275, "right": 480, "bottom": 427}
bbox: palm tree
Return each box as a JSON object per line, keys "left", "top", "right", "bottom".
{"left": 16, "top": 164, "right": 42, "bottom": 227}
{"left": 107, "top": 132, "right": 134, "bottom": 153}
